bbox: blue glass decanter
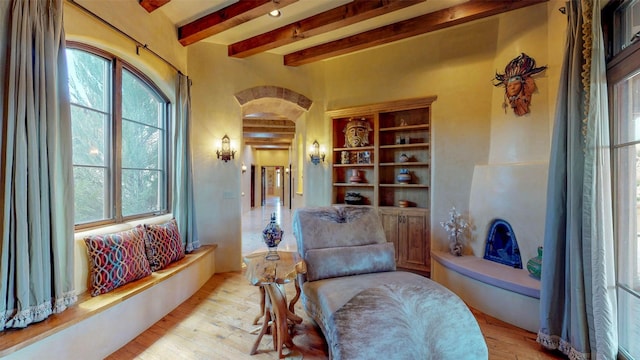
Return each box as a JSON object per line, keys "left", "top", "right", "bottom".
{"left": 263, "top": 213, "right": 283, "bottom": 260}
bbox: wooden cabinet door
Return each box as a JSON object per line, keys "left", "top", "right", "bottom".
{"left": 401, "top": 210, "right": 430, "bottom": 271}
{"left": 379, "top": 209, "right": 400, "bottom": 263}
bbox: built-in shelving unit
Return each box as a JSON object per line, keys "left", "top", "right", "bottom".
{"left": 327, "top": 97, "right": 436, "bottom": 275}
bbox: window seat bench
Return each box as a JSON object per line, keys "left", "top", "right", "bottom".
{"left": 0, "top": 244, "right": 217, "bottom": 359}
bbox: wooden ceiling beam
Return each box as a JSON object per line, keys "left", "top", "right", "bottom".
{"left": 244, "top": 136, "right": 293, "bottom": 143}
{"left": 229, "top": 0, "right": 424, "bottom": 58}
{"left": 242, "top": 128, "right": 296, "bottom": 139}
{"left": 139, "top": 0, "right": 170, "bottom": 13}
{"left": 178, "top": 0, "right": 299, "bottom": 46}
{"left": 252, "top": 145, "right": 291, "bottom": 150}
{"left": 243, "top": 119, "right": 296, "bottom": 128}
{"left": 284, "top": 0, "right": 547, "bottom": 66}
{"left": 244, "top": 140, "right": 291, "bottom": 149}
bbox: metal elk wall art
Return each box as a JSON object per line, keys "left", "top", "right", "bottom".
{"left": 494, "top": 53, "right": 547, "bottom": 116}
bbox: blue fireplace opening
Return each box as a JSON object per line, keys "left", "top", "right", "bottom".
{"left": 484, "top": 219, "right": 522, "bottom": 269}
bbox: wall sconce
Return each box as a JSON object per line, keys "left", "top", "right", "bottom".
{"left": 309, "top": 140, "right": 325, "bottom": 165}
{"left": 241, "top": 163, "right": 247, "bottom": 173}
{"left": 216, "top": 134, "right": 236, "bottom": 162}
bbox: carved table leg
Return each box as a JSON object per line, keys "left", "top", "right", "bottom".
{"left": 288, "top": 277, "right": 302, "bottom": 314}
{"left": 250, "top": 290, "right": 272, "bottom": 355}
{"left": 264, "top": 284, "right": 294, "bottom": 359}
{"left": 253, "top": 286, "right": 266, "bottom": 325}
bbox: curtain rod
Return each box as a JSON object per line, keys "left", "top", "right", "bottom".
{"left": 66, "top": 0, "right": 185, "bottom": 76}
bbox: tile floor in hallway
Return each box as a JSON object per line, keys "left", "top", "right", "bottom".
{"left": 241, "top": 196, "right": 297, "bottom": 256}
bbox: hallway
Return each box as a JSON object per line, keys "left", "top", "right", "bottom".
{"left": 241, "top": 196, "right": 296, "bottom": 256}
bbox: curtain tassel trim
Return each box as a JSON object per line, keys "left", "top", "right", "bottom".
{"left": 537, "top": 331, "right": 590, "bottom": 360}
{"left": 0, "top": 291, "right": 77, "bottom": 330}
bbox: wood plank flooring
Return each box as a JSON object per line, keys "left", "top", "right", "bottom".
{"left": 106, "top": 271, "right": 566, "bottom": 359}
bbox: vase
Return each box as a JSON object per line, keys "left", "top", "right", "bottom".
{"left": 341, "top": 151, "right": 350, "bottom": 164}
{"left": 263, "top": 213, "right": 283, "bottom": 260}
{"left": 526, "top": 246, "right": 543, "bottom": 279}
{"left": 349, "top": 169, "right": 363, "bottom": 183}
{"left": 449, "top": 240, "right": 463, "bottom": 256}
{"left": 397, "top": 170, "right": 411, "bottom": 184}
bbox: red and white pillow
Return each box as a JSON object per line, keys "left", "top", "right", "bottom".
{"left": 84, "top": 225, "right": 152, "bottom": 296}
{"left": 84, "top": 219, "right": 185, "bottom": 296}
{"left": 143, "top": 218, "right": 185, "bottom": 272}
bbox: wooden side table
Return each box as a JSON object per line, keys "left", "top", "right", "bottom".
{"left": 243, "top": 251, "right": 307, "bottom": 358}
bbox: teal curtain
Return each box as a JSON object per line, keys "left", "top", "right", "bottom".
{"left": 1, "top": 0, "right": 76, "bottom": 330}
{"left": 537, "top": 0, "right": 617, "bottom": 358}
{"left": 173, "top": 73, "right": 200, "bottom": 252}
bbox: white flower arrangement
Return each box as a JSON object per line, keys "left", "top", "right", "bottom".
{"left": 440, "top": 207, "right": 469, "bottom": 256}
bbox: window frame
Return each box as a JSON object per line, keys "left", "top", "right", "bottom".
{"left": 67, "top": 42, "right": 172, "bottom": 230}
{"left": 604, "top": 1, "right": 640, "bottom": 358}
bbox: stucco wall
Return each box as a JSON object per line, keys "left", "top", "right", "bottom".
{"left": 52, "top": 0, "right": 563, "bottom": 285}
{"left": 320, "top": 2, "right": 565, "bottom": 261}
{"left": 186, "top": 44, "right": 327, "bottom": 271}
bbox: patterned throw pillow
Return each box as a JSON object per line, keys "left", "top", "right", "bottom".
{"left": 84, "top": 225, "right": 152, "bottom": 296}
{"left": 143, "top": 218, "right": 185, "bottom": 271}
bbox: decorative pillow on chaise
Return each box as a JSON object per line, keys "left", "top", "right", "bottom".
{"left": 84, "top": 225, "right": 152, "bottom": 296}
{"left": 143, "top": 218, "right": 185, "bottom": 271}
{"left": 304, "top": 242, "right": 396, "bottom": 281}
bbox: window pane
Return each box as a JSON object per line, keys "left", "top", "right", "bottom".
{"left": 614, "top": 144, "right": 640, "bottom": 290}
{"left": 618, "top": 289, "right": 640, "bottom": 358}
{"left": 71, "top": 106, "right": 108, "bottom": 167}
{"left": 68, "top": 49, "right": 112, "bottom": 224}
{"left": 74, "top": 166, "right": 108, "bottom": 223}
{"left": 613, "top": 70, "right": 640, "bottom": 359}
{"left": 66, "top": 49, "right": 109, "bottom": 112}
{"left": 122, "top": 169, "right": 161, "bottom": 216}
{"left": 122, "top": 120, "right": 161, "bottom": 169}
{"left": 614, "top": 70, "right": 640, "bottom": 144}
{"left": 122, "top": 69, "right": 163, "bottom": 127}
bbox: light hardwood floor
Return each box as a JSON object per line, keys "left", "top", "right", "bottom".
{"left": 106, "top": 270, "right": 565, "bottom": 360}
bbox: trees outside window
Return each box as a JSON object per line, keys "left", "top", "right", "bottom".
{"left": 66, "top": 45, "right": 169, "bottom": 226}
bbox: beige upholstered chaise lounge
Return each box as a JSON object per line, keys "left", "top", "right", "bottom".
{"left": 292, "top": 205, "right": 488, "bottom": 360}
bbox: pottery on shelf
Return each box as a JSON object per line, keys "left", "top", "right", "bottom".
{"left": 398, "top": 200, "right": 409, "bottom": 207}
{"left": 527, "top": 246, "right": 543, "bottom": 279}
{"left": 344, "top": 192, "right": 363, "bottom": 205}
{"left": 396, "top": 169, "right": 411, "bottom": 184}
{"left": 341, "top": 150, "right": 350, "bottom": 164}
{"left": 263, "top": 213, "right": 283, "bottom": 260}
{"left": 349, "top": 169, "right": 364, "bottom": 183}
{"left": 399, "top": 153, "right": 409, "bottom": 163}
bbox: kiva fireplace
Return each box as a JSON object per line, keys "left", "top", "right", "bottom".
{"left": 484, "top": 219, "right": 522, "bottom": 269}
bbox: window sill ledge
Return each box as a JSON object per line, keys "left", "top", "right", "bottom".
{"left": 0, "top": 244, "right": 216, "bottom": 357}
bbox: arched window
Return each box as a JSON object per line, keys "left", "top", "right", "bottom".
{"left": 66, "top": 43, "right": 170, "bottom": 227}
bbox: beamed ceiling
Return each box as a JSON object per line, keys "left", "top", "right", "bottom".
{"left": 138, "top": 0, "right": 548, "bottom": 150}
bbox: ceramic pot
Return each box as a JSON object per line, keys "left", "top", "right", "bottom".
{"left": 399, "top": 153, "right": 409, "bottom": 163}
{"left": 397, "top": 170, "right": 411, "bottom": 184}
{"left": 344, "top": 192, "right": 363, "bottom": 205}
{"left": 527, "top": 246, "right": 543, "bottom": 279}
{"left": 349, "top": 169, "right": 363, "bottom": 183}
{"left": 341, "top": 151, "right": 350, "bottom": 164}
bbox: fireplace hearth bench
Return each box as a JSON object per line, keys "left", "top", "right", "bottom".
{"left": 293, "top": 206, "right": 488, "bottom": 360}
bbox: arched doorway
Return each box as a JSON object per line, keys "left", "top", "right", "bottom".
{"left": 235, "top": 86, "right": 312, "bottom": 255}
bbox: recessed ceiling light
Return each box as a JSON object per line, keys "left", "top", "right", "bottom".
{"left": 269, "top": 9, "right": 281, "bottom": 18}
